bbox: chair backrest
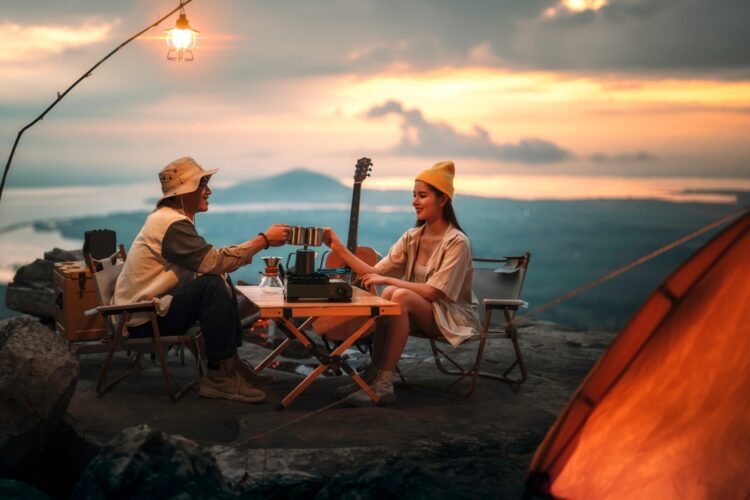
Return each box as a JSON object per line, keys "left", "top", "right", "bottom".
{"left": 85, "top": 246, "right": 127, "bottom": 334}
{"left": 473, "top": 253, "right": 531, "bottom": 322}
{"left": 91, "top": 261, "right": 123, "bottom": 307}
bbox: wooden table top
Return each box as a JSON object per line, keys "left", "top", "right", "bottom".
{"left": 236, "top": 286, "right": 401, "bottom": 318}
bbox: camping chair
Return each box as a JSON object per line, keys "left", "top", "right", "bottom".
{"left": 84, "top": 245, "right": 204, "bottom": 401}
{"left": 407, "top": 253, "right": 531, "bottom": 396}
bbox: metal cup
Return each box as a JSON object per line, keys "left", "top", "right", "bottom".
{"left": 304, "top": 226, "right": 324, "bottom": 247}
{"left": 287, "top": 226, "right": 306, "bottom": 245}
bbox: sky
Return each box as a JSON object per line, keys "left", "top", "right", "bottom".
{"left": 1, "top": 0, "right": 749, "bottom": 191}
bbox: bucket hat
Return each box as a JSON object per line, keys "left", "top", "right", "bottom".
{"left": 157, "top": 156, "right": 218, "bottom": 203}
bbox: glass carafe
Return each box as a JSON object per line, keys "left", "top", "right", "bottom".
{"left": 259, "top": 256, "right": 284, "bottom": 294}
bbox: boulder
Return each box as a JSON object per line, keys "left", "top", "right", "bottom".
{"left": 0, "top": 317, "right": 79, "bottom": 477}
{"left": 4, "top": 248, "right": 82, "bottom": 320}
{"left": 38, "top": 417, "right": 101, "bottom": 499}
{"left": 72, "top": 425, "right": 235, "bottom": 499}
{"left": 0, "top": 479, "right": 51, "bottom": 500}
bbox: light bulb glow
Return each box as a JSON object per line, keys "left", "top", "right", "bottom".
{"left": 166, "top": 27, "right": 197, "bottom": 51}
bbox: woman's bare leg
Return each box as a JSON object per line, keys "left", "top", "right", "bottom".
{"left": 380, "top": 288, "right": 436, "bottom": 371}
{"left": 370, "top": 286, "right": 397, "bottom": 367}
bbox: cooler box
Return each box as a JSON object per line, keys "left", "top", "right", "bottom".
{"left": 53, "top": 261, "right": 108, "bottom": 342}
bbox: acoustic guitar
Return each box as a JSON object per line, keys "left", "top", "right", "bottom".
{"left": 314, "top": 157, "right": 382, "bottom": 341}
{"left": 324, "top": 157, "right": 380, "bottom": 272}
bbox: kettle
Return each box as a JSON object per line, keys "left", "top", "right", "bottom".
{"left": 286, "top": 248, "right": 316, "bottom": 275}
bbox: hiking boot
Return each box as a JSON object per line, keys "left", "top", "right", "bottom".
{"left": 335, "top": 362, "right": 377, "bottom": 398}
{"left": 198, "top": 363, "right": 266, "bottom": 404}
{"left": 346, "top": 370, "right": 396, "bottom": 407}
{"left": 230, "top": 353, "right": 274, "bottom": 384}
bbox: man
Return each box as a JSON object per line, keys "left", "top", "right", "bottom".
{"left": 114, "top": 156, "right": 289, "bottom": 403}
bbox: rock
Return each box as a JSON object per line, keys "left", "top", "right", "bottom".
{"left": 4, "top": 248, "right": 82, "bottom": 320}
{"left": 0, "top": 479, "right": 51, "bottom": 500}
{"left": 0, "top": 317, "right": 79, "bottom": 477}
{"left": 72, "top": 425, "right": 235, "bottom": 499}
{"left": 44, "top": 248, "right": 83, "bottom": 262}
{"left": 38, "top": 417, "right": 101, "bottom": 499}
{"left": 241, "top": 437, "right": 533, "bottom": 499}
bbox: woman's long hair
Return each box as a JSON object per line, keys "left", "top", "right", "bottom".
{"left": 415, "top": 183, "right": 466, "bottom": 234}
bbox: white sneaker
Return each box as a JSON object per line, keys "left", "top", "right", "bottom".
{"left": 346, "top": 370, "right": 396, "bottom": 407}
{"left": 335, "top": 363, "right": 377, "bottom": 398}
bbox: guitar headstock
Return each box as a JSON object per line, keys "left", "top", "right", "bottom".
{"left": 353, "top": 157, "right": 373, "bottom": 184}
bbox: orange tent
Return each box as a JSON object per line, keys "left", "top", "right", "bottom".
{"left": 526, "top": 211, "right": 750, "bottom": 499}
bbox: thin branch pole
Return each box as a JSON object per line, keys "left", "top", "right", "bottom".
{"left": 0, "top": 0, "right": 195, "bottom": 205}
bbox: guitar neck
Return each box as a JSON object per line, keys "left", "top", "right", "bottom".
{"left": 346, "top": 182, "right": 362, "bottom": 253}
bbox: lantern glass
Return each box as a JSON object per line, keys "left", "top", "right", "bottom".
{"left": 165, "top": 10, "right": 199, "bottom": 62}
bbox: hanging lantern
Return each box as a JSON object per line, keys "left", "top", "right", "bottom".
{"left": 165, "top": 4, "right": 199, "bottom": 62}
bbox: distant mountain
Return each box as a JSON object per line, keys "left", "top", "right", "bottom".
{"left": 210, "top": 168, "right": 478, "bottom": 206}
{"left": 212, "top": 169, "right": 352, "bottom": 204}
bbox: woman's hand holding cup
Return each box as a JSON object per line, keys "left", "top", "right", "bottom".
{"left": 323, "top": 227, "right": 342, "bottom": 249}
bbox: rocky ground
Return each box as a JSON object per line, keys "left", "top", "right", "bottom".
{"left": 1, "top": 249, "right": 616, "bottom": 498}
{"left": 61, "top": 319, "right": 614, "bottom": 498}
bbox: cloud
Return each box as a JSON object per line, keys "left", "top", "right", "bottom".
{"left": 225, "top": 0, "right": 750, "bottom": 78}
{"left": 590, "top": 152, "right": 658, "bottom": 163}
{"left": 3, "top": 0, "right": 749, "bottom": 78}
{"left": 0, "top": 21, "right": 115, "bottom": 63}
{"left": 510, "top": 0, "right": 750, "bottom": 74}
{"left": 366, "top": 100, "right": 572, "bottom": 164}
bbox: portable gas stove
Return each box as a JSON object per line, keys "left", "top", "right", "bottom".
{"left": 285, "top": 272, "right": 352, "bottom": 302}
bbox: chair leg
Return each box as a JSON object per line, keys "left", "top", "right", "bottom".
{"left": 475, "top": 309, "right": 527, "bottom": 384}
{"left": 435, "top": 338, "right": 482, "bottom": 397}
{"left": 190, "top": 334, "right": 205, "bottom": 381}
{"left": 97, "top": 313, "right": 141, "bottom": 396}
{"left": 424, "top": 308, "right": 528, "bottom": 395}
{"left": 395, "top": 364, "right": 407, "bottom": 384}
{"left": 150, "top": 317, "right": 189, "bottom": 402}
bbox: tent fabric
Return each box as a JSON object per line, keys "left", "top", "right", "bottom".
{"left": 527, "top": 211, "right": 750, "bottom": 499}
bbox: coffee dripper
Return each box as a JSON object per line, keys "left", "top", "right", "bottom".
{"left": 259, "top": 256, "right": 284, "bottom": 293}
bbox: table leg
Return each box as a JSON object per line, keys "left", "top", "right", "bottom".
{"left": 278, "top": 363, "right": 328, "bottom": 410}
{"left": 326, "top": 317, "right": 379, "bottom": 403}
{"left": 256, "top": 338, "right": 293, "bottom": 372}
{"left": 275, "top": 316, "right": 380, "bottom": 409}
{"left": 255, "top": 317, "right": 316, "bottom": 372}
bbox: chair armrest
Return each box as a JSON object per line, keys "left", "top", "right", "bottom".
{"left": 85, "top": 301, "right": 158, "bottom": 317}
{"left": 483, "top": 299, "right": 528, "bottom": 309}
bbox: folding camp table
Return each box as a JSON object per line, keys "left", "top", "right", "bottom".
{"left": 236, "top": 286, "right": 401, "bottom": 410}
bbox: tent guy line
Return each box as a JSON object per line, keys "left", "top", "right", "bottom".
{"left": 515, "top": 205, "right": 750, "bottom": 323}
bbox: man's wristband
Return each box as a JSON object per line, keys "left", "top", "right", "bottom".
{"left": 258, "top": 232, "right": 270, "bottom": 249}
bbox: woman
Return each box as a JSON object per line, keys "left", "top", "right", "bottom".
{"left": 323, "top": 160, "right": 480, "bottom": 406}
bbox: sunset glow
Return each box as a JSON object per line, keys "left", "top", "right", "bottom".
{"left": 0, "top": 21, "right": 114, "bottom": 63}
{"left": 562, "top": 0, "right": 608, "bottom": 12}
{"left": 357, "top": 175, "right": 750, "bottom": 203}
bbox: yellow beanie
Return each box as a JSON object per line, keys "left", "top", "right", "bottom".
{"left": 415, "top": 161, "right": 455, "bottom": 199}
